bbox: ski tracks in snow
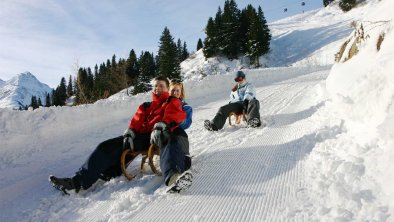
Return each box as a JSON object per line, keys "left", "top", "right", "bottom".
{"left": 127, "top": 70, "right": 332, "bottom": 221}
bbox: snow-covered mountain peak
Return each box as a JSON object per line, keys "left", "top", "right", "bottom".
{"left": 7, "top": 71, "right": 40, "bottom": 86}
{"left": 0, "top": 72, "right": 52, "bottom": 109}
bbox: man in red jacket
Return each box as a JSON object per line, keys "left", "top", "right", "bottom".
{"left": 49, "top": 76, "right": 190, "bottom": 194}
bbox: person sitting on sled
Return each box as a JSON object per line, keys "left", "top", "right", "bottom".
{"left": 49, "top": 76, "right": 192, "bottom": 194}
{"left": 159, "top": 80, "right": 193, "bottom": 192}
{"left": 204, "top": 70, "right": 261, "bottom": 131}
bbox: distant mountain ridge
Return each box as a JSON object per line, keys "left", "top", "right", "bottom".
{"left": 0, "top": 72, "right": 52, "bottom": 109}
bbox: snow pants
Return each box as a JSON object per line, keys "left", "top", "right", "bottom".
{"left": 211, "top": 98, "right": 261, "bottom": 130}
{"left": 73, "top": 129, "right": 190, "bottom": 189}
{"left": 73, "top": 133, "right": 151, "bottom": 189}
{"left": 159, "top": 128, "right": 191, "bottom": 185}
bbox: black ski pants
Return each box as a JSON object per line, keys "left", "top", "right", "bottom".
{"left": 212, "top": 98, "right": 261, "bottom": 130}
{"left": 73, "top": 129, "right": 190, "bottom": 189}
{"left": 73, "top": 133, "right": 151, "bottom": 189}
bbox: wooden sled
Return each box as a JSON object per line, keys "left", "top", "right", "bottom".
{"left": 228, "top": 111, "right": 246, "bottom": 126}
{"left": 120, "top": 144, "right": 161, "bottom": 180}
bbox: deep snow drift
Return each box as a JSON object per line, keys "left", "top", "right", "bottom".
{"left": 1, "top": 0, "right": 393, "bottom": 221}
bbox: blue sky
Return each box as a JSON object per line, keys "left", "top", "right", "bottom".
{"left": 0, "top": 0, "right": 323, "bottom": 87}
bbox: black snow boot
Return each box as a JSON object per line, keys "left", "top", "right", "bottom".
{"left": 49, "top": 175, "right": 81, "bottom": 195}
{"left": 248, "top": 117, "right": 261, "bottom": 128}
{"left": 204, "top": 120, "right": 218, "bottom": 131}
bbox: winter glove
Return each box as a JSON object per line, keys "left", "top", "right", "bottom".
{"left": 123, "top": 128, "right": 136, "bottom": 151}
{"left": 150, "top": 122, "right": 170, "bottom": 148}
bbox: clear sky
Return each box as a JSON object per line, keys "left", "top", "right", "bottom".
{"left": 0, "top": 0, "right": 323, "bottom": 87}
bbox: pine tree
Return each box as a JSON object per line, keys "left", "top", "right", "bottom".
{"left": 45, "top": 93, "right": 51, "bottom": 107}
{"left": 182, "top": 41, "right": 189, "bottom": 61}
{"left": 339, "top": 0, "right": 357, "bottom": 12}
{"left": 214, "top": 6, "right": 224, "bottom": 54}
{"left": 109, "top": 57, "right": 128, "bottom": 95}
{"left": 239, "top": 5, "right": 254, "bottom": 54}
{"left": 134, "top": 51, "right": 156, "bottom": 94}
{"left": 244, "top": 6, "right": 271, "bottom": 67}
{"left": 52, "top": 77, "right": 67, "bottom": 106}
{"left": 323, "top": 0, "right": 335, "bottom": 7}
{"left": 37, "top": 97, "right": 42, "bottom": 107}
{"left": 246, "top": 7, "right": 263, "bottom": 66}
{"left": 176, "top": 38, "right": 185, "bottom": 69}
{"left": 203, "top": 2, "right": 271, "bottom": 63}
{"left": 203, "top": 6, "right": 223, "bottom": 58}
{"left": 197, "top": 38, "right": 203, "bottom": 51}
{"left": 76, "top": 68, "right": 89, "bottom": 104}
{"left": 106, "top": 59, "right": 111, "bottom": 71}
{"left": 125, "top": 49, "right": 139, "bottom": 86}
{"left": 221, "top": 0, "right": 241, "bottom": 60}
{"left": 30, "top": 95, "right": 38, "bottom": 109}
{"left": 258, "top": 6, "right": 271, "bottom": 55}
{"left": 51, "top": 89, "right": 56, "bottom": 106}
{"left": 203, "top": 17, "right": 218, "bottom": 58}
{"left": 176, "top": 38, "right": 183, "bottom": 61}
{"left": 158, "top": 27, "right": 180, "bottom": 80}
{"left": 56, "top": 77, "right": 67, "bottom": 106}
{"left": 103, "top": 55, "right": 128, "bottom": 95}
{"left": 67, "top": 75, "right": 73, "bottom": 97}
{"left": 108, "top": 54, "right": 128, "bottom": 95}
{"left": 73, "top": 76, "right": 78, "bottom": 96}
{"left": 94, "top": 63, "right": 106, "bottom": 99}
{"left": 111, "top": 54, "right": 117, "bottom": 69}
{"left": 86, "top": 67, "right": 95, "bottom": 99}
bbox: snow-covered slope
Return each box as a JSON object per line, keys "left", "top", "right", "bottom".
{"left": 181, "top": 2, "right": 362, "bottom": 80}
{"left": 0, "top": 78, "right": 4, "bottom": 87}
{"left": 0, "top": 66, "right": 332, "bottom": 221}
{"left": 1, "top": 0, "right": 393, "bottom": 221}
{"left": 303, "top": 0, "right": 394, "bottom": 220}
{"left": 0, "top": 72, "right": 52, "bottom": 109}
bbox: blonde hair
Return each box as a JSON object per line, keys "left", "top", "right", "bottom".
{"left": 169, "top": 80, "right": 186, "bottom": 100}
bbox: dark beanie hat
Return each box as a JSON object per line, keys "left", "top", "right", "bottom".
{"left": 234, "top": 70, "right": 245, "bottom": 80}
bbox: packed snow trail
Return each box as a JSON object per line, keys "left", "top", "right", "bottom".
{"left": 1, "top": 66, "right": 333, "bottom": 221}
{"left": 129, "top": 69, "right": 332, "bottom": 221}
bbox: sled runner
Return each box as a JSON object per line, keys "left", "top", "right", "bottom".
{"left": 120, "top": 144, "right": 161, "bottom": 180}
{"left": 228, "top": 111, "right": 246, "bottom": 126}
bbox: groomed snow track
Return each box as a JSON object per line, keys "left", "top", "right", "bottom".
{"left": 1, "top": 66, "right": 334, "bottom": 221}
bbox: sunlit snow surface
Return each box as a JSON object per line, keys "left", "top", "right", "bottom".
{"left": 1, "top": 1, "right": 393, "bottom": 221}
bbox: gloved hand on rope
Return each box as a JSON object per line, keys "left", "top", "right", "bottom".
{"left": 150, "top": 122, "right": 170, "bottom": 148}
{"left": 123, "top": 128, "right": 135, "bottom": 151}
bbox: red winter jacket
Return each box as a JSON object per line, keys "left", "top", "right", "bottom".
{"left": 128, "top": 91, "right": 186, "bottom": 134}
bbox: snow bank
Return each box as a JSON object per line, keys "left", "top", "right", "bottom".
{"left": 181, "top": 49, "right": 246, "bottom": 81}
{"left": 304, "top": 0, "right": 394, "bottom": 220}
